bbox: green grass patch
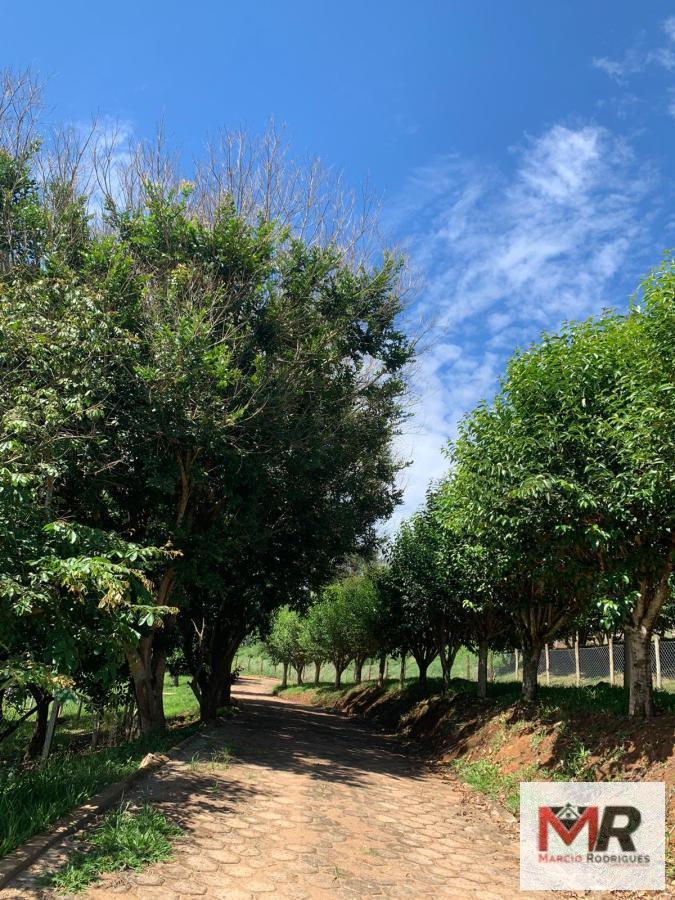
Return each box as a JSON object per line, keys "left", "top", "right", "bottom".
{"left": 0, "top": 677, "right": 200, "bottom": 769}
{"left": 0, "top": 676, "right": 199, "bottom": 860}
{"left": 453, "top": 733, "right": 618, "bottom": 821}
{"left": 161, "top": 678, "right": 200, "bottom": 720}
{"left": 452, "top": 758, "right": 523, "bottom": 815}
{"left": 188, "top": 746, "right": 231, "bottom": 772}
{"left": 48, "top": 805, "right": 181, "bottom": 894}
{"left": 0, "top": 723, "right": 197, "bottom": 859}
{"left": 272, "top": 682, "right": 355, "bottom": 702}
{"left": 276, "top": 674, "right": 675, "bottom": 719}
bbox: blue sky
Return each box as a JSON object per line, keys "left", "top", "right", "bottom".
{"left": 4, "top": 2, "right": 675, "bottom": 528}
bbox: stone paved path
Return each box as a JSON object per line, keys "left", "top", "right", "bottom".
{"left": 6, "top": 677, "right": 559, "bottom": 899}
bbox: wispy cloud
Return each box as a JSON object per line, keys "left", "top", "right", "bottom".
{"left": 387, "top": 123, "right": 662, "bottom": 532}
{"left": 662, "top": 15, "right": 675, "bottom": 44}
{"left": 592, "top": 49, "right": 649, "bottom": 82}
{"left": 592, "top": 16, "right": 675, "bottom": 83}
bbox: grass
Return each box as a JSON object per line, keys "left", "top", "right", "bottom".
{"left": 452, "top": 758, "right": 523, "bottom": 815}
{"left": 161, "top": 678, "right": 200, "bottom": 720}
{"left": 451, "top": 733, "right": 598, "bottom": 817}
{"left": 0, "top": 722, "right": 198, "bottom": 859}
{"left": 0, "top": 677, "right": 200, "bottom": 768}
{"left": 47, "top": 804, "right": 181, "bottom": 894}
{"left": 0, "top": 676, "right": 200, "bottom": 860}
{"left": 274, "top": 673, "right": 675, "bottom": 717}
{"left": 189, "top": 746, "right": 231, "bottom": 772}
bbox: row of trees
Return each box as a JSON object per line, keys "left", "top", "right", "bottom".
{"left": 0, "top": 70, "right": 413, "bottom": 753}
{"left": 266, "top": 268, "right": 674, "bottom": 721}
{"left": 385, "top": 271, "right": 674, "bottom": 718}
{"left": 438, "top": 270, "right": 673, "bottom": 719}
{"left": 266, "top": 572, "right": 382, "bottom": 688}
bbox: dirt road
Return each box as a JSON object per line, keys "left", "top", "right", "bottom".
{"left": 5, "top": 677, "right": 548, "bottom": 899}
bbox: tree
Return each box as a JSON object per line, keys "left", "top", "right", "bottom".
{"left": 447, "top": 376, "right": 599, "bottom": 703}
{"left": 434, "top": 478, "right": 516, "bottom": 699}
{"left": 104, "top": 184, "right": 411, "bottom": 726}
{"left": 342, "top": 574, "right": 382, "bottom": 684}
{"left": 301, "top": 598, "right": 327, "bottom": 686}
{"left": 1, "top": 69, "right": 414, "bottom": 734}
{"left": 0, "top": 136, "right": 175, "bottom": 740}
{"left": 307, "top": 573, "right": 383, "bottom": 687}
{"left": 265, "top": 607, "right": 308, "bottom": 687}
{"left": 383, "top": 508, "right": 466, "bottom": 692}
{"left": 446, "top": 267, "right": 674, "bottom": 714}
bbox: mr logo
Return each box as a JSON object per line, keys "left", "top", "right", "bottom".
{"left": 538, "top": 803, "right": 641, "bottom": 852}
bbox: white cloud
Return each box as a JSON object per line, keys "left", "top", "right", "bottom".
{"left": 592, "top": 17, "right": 675, "bottom": 82}
{"left": 592, "top": 51, "right": 645, "bottom": 82}
{"left": 385, "top": 123, "right": 661, "bottom": 533}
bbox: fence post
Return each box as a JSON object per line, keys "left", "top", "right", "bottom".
{"left": 514, "top": 649, "right": 519, "bottom": 679}
{"left": 545, "top": 644, "right": 550, "bottom": 685}
{"left": 654, "top": 634, "right": 662, "bottom": 690}
{"left": 41, "top": 700, "right": 61, "bottom": 762}
{"left": 91, "top": 710, "right": 101, "bottom": 749}
{"left": 488, "top": 651, "right": 494, "bottom": 683}
{"left": 574, "top": 634, "right": 580, "bottom": 687}
{"left": 608, "top": 636, "right": 615, "bottom": 686}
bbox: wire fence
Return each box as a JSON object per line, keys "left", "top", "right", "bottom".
{"left": 236, "top": 639, "right": 675, "bottom": 692}
{"left": 492, "top": 638, "right": 675, "bottom": 691}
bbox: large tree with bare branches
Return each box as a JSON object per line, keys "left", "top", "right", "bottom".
{"left": 0, "top": 69, "right": 414, "bottom": 730}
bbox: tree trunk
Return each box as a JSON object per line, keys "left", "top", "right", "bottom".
{"left": 477, "top": 640, "right": 488, "bottom": 699}
{"left": 417, "top": 659, "right": 428, "bottom": 690}
{"left": 126, "top": 634, "right": 167, "bottom": 734}
{"left": 626, "top": 626, "right": 654, "bottom": 719}
{"left": 521, "top": 643, "right": 542, "bottom": 702}
{"left": 437, "top": 646, "right": 449, "bottom": 692}
{"left": 354, "top": 657, "right": 364, "bottom": 684}
{"left": 281, "top": 661, "right": 289, "bottom": 689}
{"left": 624, "top": 563, "right": 673, "bottom": 718}
{"left": 295, "top": 665, "right": 303, "bottom": 685}
{"left": 24, "top": 685, "right": 51, "bottom": 761}
{"left": 218, "top": 643, "right": 240, "bottom": 707}
{"left": 435, "top": 627, "right": 460, "bottom": 693}
{"left": 192, "top": 648, "right": 236, "bottom": 722}
{"left": 334, "top": 660, "right": 345, "bottom": 688}
{"left": 377, "top": 652, "right": 386, "bottom": 687}
{"left": 399, "top": 652, "right": 407, "bottom": 687}
{"left": 314, "top": 660, "right": 321, "bottom": 686}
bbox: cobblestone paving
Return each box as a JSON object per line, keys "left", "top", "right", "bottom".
{"left": 6, "top": 678, "right": 564, "bottom": 899}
